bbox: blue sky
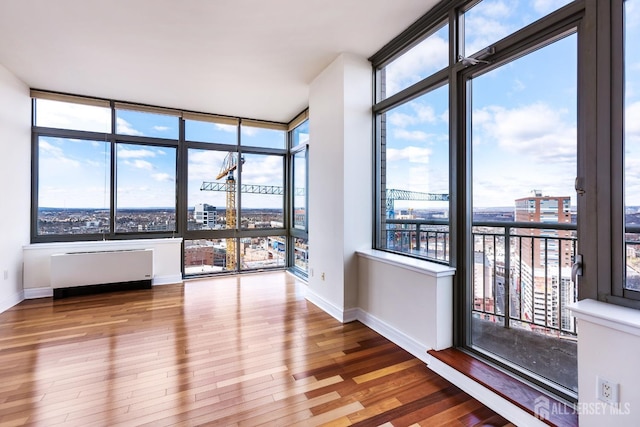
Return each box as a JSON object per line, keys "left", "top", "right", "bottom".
{"left": 383, "top": 0, "right": 640, "bottom": 210}
{"left": 37, "top": 102, "right": 287, "bottom": 209}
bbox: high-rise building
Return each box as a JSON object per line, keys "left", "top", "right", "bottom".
{"left": 194, "top": 204, "right": 218, "bottom": 228}
{"left": 514, "top": 191, "right": 572, "bottom": 269}
{"left": 513, "top": 191, "right": 575, "bottom": 333}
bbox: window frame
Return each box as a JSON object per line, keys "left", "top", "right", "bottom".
{"left": 30, "top": 92, "right": 300, "bottom": 277}
{"left": 287, "top": 116, "right": 309, "bottom": 278}
{"left": 369, "top": 0, "right": 638, "bottom": 400}
{"left": 371, "top": 0, "right": 635, "bottom": 307}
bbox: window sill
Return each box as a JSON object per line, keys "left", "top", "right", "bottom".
{"left": 569, "top": 299, "right": 640, "bottom": 337}
{"left": 23, "top": 237, "right": 183, "bottom": 251}
{"left": 428, "top": 348, "right": 578, "bottom": 427}
{"left": 356, "top": 248, "right": 455, "bottom": 278}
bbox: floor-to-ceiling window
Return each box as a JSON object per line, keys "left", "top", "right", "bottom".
{"left": 288, "top": 112, "right": 309, "bottom": 278}
{"left": 467, "top": 29, "right": 578, "bottom": 396}
{"left": 31, "top": 92, "right": 302, "bottom": 276}
{"left": 374, "top": 20, "right": 450, "bottom": 262}
{"left": 371, "top": 0, "right": 630, "bottom": 402}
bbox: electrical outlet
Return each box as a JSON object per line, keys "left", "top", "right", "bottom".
{"left": 321, "top": 272, "right": 325, "bottom": 281}
{"left": 3, "top": 270, "right": 7, "bottom": 280}
{"left": 597, "top": 377, "right": 619, "bottom": 404}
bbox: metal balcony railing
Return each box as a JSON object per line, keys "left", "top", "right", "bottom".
{"left": 384, "top": 218, "right": 450, "bottom": 262}
{"left": 383, "top": 219, "right": 579, "bottom": 338}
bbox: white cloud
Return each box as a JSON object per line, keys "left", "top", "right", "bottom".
{"left": 153, "top": 126, "right": 170, "bottom": 132}
{"left": 393, "top": 129, "right": 430, "bottom": 142}
{"left": 474, "top": 102, "right": 576, "bottom": 164}
{"left": 413, "top": 104, "right": 437, "bottom": 123}
{"left": 125, "top": 159, "right": 154, "bottom": 171}
{"left": 387, "top": 146, "right": 432, "bottom": 164}
{"left": 118, "top": 147, "right": 156, "bottom": 159}
{"left": 39, "top": 139, "right": 80, "bottom": 167}
{"left": 479, "top": 0, "right": 511, "bottom": 18}
{"left": 241, "top": 126, "right": 259, "bottom": 137}
{"left": 626, "top": 101, "right": 640, "bottom": 138}
{"left": 152, "top": 173, "right": 172, "bottom": 182}
{"left": 388, "top": 112, "right": 416, "bottom": 128}
{"left": 388, "top": 103, "right": 440, "bottom": 128}
{"left": 188, "top": 150, "right": 229, "bottom": 181}
{"left": 241, "top": 155, "right": 283, "bottom": 185}
{"left": 216, "top": 123, "right": 237, "bottom": 133}
{"left": 116, "top": 117, "right": 144, "bottom": 136}
{"left": 36, "top": 99, "right": 110, "bottom": 132}
{"left": 385, "top": 34, "right": 448, "bottom": 96}
{"left": 533, "top": 0, "right": 570, "bottom": 15}
{"left": 464, "top": 5, "right": 513, "bottom": 56}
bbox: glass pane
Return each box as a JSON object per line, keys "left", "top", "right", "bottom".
{"left": 184, "top": 239, "right": 228, "bottom": 275}
{"left": 469, "top": 34, "right": 578, "bottom": 394}
{"left": 378, "top": 85, "right": 449, "bottom": 261}
{"left": 464, "top": 0, "right": 572, "bottom": 56}
{"left": 292, "top": 120, "right": 309, "bottom": 147}
{"left": 381, "top": 23, "right": 448, "bottom": 100}
{"left": 115, "top": 144, "right": 176, "bottom": 233}
{"left": 37, "top": 137, "right": 110, "bottom": 235}
{"left": 239, "top": 236, "right": 286, "bottom": 270}
{"left": 293, "top": 150, "right": 307, "bottom": 230}
{"left": 185, "top": 120, "right": 237, "bottom": 144}
{"left": 293, "top": 237, "right": 309, "bottom": 275}
{"left": 116, "top": 109, "right": 179, "bottom": 139}
{"left": 240, "top": 154, "right": 284, "bottom": 229}
{"left": 35, "top": 99, "right": 111, "bottom": 133}
{"left": 625, "top": 0, "right": 640, "bottom": 291}
{"left": 188, "top": 148, "right": 230, "bottom": 230}
{"left": 241, "top": 125, "right": 285, "bottom": 149}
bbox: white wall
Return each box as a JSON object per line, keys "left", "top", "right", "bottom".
{"left": 357, "top": 250, "right": 455, "bottom": 358}
{"left": 23, "top": 238, "right": 183, "bottom": 298}
{"left": 0, "top": 64, "right": 30, "bottom": 313}
{"left": 571, "top": 300, "right": 640, "bottom": 426}
{"left": 307, "top": 53, "right": 372, "bottom": 320}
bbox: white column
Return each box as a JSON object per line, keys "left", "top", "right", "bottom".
{"left": 307, "top": 53, "right": 372, "bottom": 321}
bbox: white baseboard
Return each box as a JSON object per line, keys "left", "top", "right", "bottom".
{"left": 153, "top": 274, "right": 183, "bottom": 286}
{"left": 355, "top": 308, "right": 430, "bottom": 364}
{"left": 343, "top": 307, "right": 359, "bottom": 323}
{"left": 307, "top": 299, "right": 541, "bottom": 426}
{"left": 427, "top": 355, "right": 548, "bottom": 427}
{"left": 24, "top": 287, "right": 53, "bottom": 299}
{"left": 305, "top": 288, "right": 353, "bottom": 323}
{"left": 0, "top": 289, "right": 24, "bottom": 314}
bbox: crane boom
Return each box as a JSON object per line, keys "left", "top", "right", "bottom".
{"left": 201, "top": 182, "right": 306, "bottom": 196}
{"left": 386, "top": 188, "right": 449, "bottom": 218}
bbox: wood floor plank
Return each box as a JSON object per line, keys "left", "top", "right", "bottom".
{"left": 0, "top": 271, "right": 513, "bottom": 426}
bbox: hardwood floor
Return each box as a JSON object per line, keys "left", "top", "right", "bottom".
{"left": 0, "top": 272, "right": 513, "bottom": 426}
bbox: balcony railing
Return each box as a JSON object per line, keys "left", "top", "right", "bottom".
{"left": 384, "top": 218, "right": 450, "bottom": 262}
{"left": 383, "top": 219, "right": 578, "bottom": 337}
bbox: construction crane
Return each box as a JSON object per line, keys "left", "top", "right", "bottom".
{"left": 202, "top": 155, "right": 305, "bottom": 271}
{"left": 215, "top": 152, "right": 243, "bottom": 270}
{"left": 386, "top": 188, "right": 449, "bottom": 218}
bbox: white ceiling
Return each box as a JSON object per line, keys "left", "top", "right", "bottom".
{"left": 0, "top": 0, "right": 438, "bottom": 123}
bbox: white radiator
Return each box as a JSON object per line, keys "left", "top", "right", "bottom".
{"left": 50, "top": 249, "right": 153, "bottom": 289}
